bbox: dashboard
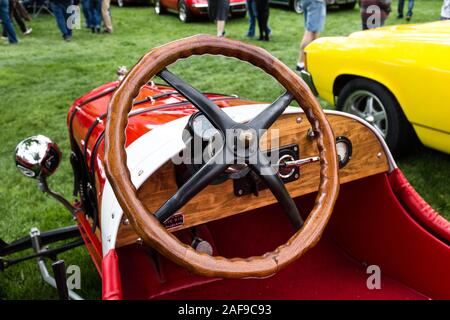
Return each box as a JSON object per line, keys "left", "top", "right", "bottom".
{"left": 115, "top": 111, "right": 390, "bottom": 248}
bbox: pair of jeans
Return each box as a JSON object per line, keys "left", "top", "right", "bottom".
{"left": 81, "top": 0, "right": 91, "bottom": 27}
{"left": 246, "top": 0, "right": 270, "bottom": 36}
{"left": 398, "top": 0, "right": 414, "bottom": 17}
{"left": 50, "top": 1, "right": 72, "bottom": 39}
{"left": 255, "top": 0, "right": 269, "bottom": 38}
{"left": 0, "top": 0, "right": 18, "bottom": 43}
{"left": 88, "top": 0, "right": 102, "bottom": 28}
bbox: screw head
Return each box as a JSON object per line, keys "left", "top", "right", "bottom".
{"left": 296, "top": 117, "right": 302, "bottom": 124}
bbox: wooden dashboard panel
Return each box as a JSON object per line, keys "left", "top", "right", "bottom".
{"left": 116, "top": 113, "right": 389, "bottom": 248}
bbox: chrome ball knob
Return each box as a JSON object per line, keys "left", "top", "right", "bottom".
{"left": 14, "top": 135, "right": 62, "bottom": 179}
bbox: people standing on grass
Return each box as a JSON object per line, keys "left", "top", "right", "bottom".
{"left": 255, "top": 0, "right": 270, "bottom": 41}
{"left": 49, "top": 0, "right": 73, "bottom": 41}
{"left": 0, "top": 0, "right": 18, "bottom": 43}
{"left": 3, "top": 0, "right": 32, "bottom": 36}
{"left": 441, "top": 0, "right": 450, "bottom": 20}
{"left": 296, "top": 0, "right": 326, "bottom": 71}
{"left": 246, "top": 0, "right": 271, "bottom": 38}
{"left": 101, "top": 0, "right": 113, "bottom": 33}
{"left": 397, "top": 0, "right": 414, "bottom": 21}
{"left": 360, "top": 0, "right": 391, "bottom": 30}
{"left": 88, "top": 0, "right": 102, "bottom": 33}
{"left": 208, "top": 0, "right": 229, "bottom": 37}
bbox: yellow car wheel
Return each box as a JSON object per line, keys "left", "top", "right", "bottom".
{"left": 337, "top": 78, "right": 417, "bottom": 155}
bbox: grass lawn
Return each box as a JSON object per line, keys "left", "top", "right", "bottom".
{"left": 0, "top": 0, "right": 449, "bottom": 299}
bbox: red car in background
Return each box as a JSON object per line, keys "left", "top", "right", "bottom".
{"left": 155, "top": 0, "right": 247, "bottom": 22}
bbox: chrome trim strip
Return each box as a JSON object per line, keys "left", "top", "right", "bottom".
{"left": 324, "top": 109, "right": 397, "bottom": 173}
{"left": 300, "top": 70, "right": 319, "bottom": 96}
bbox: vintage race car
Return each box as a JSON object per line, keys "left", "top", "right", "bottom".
{"left": 269, "top": 0, "right": 357, "bottom": 14}
{"left": 154, "top": 0, "right": 247, "bottom": 22}
{"left": 2, "top": 36, "right": 450, "bottom": 300}
{"left": 301, "top": 21, "right": 450, "bottom": 155}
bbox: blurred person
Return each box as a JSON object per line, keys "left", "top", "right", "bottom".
{"left": 246, "top": 0, "right": 271, "bottom": 37}
{"left": 81, "top": 0, "right": 92, "bottom": 28}
{"left": 208, "top": 0, "right": 229, "bottom": 36}
{"left": 441, "top": 0, "right": 450, "bottom": 20}
{"left": 88, "top": 0, "right": 102, "bottom": 33}
{"left": 397, "top": 0, "right": 413, "bottom": 20}
{"left": 360, "top": 0, "right": 391, "bottom": 30}
{"left": 0, "top": 0, "right": 18, "bottom": 43}
{"left": 296, "top": 0, "right": 326, "bottom": 71}
{"left": 10, "top": 0, "right": 32, "bottom": 34}
{"left": 101, "top": 0, "right": 112, "bottom": 33}
{"left": 255, "top": 0, "right": 270, "bottom": 41}
{"left": 49, "top": 0, "right": 73, "bottom": 41}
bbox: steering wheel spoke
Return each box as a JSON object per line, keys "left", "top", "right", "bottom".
{"left": 158, "top": 68, "right": 235, "bottom": 132}
{"left": 248, "top": 151, "right": 303, "bottom": 230}
{"left": 249, "top": 91, "right": 294, "bottom": 133}
{"left": 154, "top": 148, "right": 229, "bottom": 223}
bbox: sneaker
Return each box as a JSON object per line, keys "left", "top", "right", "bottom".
{"left": 1, "top": 36, "right": 7, "bottom": 41}
{"left": 63, "top": 35, "right": 72, "bottom": 42}
{"left": 23, "top": 28, "right": 32, "bottom": 35}
{"left": 295, "top": 64, "right": 305, "bottom": 72}
{"left": 406, "top": 15, "right": 411, "bottom": 21}
{"left": 397, "top": 15, "right": 403, "bottom": 19}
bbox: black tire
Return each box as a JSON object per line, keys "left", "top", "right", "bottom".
{"left": 178, "top": 0, "right": 192, "bottom": 22}
{"left": 290, "top": 0, "right": 303, "bottom": 14}
{"left": 155, "top": 0, "right": 165, "bottom": 14}
{"left": 336, "top": 78, "right": 416, "bottom": 155}
{"left": 339, "top": 1, "right": 356, "bottom": 10}
{"left": 232, "top": 11, "right": 247, "bottom": 19}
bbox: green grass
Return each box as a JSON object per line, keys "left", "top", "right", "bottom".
{"left": 0, "top": 0, "right": 448, "bottom": 299}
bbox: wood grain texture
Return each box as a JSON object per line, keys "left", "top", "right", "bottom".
{"left": 104, "top": 35, "right": 340, "bottom": 278}
{"left": 116, "top": 112, "right": 389, "bottom": 248}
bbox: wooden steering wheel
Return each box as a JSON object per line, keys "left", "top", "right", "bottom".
{"left": 104, "top": 35, "right": 339, "bottom": 279}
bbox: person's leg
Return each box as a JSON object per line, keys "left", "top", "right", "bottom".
{"left": 50, "top": 2, "right": 70, "bottom": 39}
{"left": 11, "top": 5, "right": 28, "bottom": 33}
{"left": 88, "top": 0, "right": 101, "bottom": 32}
{"left": 216, "top": 20, "right": 225, "bottom": 36}
{"left": 0, "top": 0, "right": 18, "bottom": 43}
{"left": 101, "top": 0, "right": 113, "bottom": 33}
{"left": 263, "top": 0, "right": 269, "bottom": 40}
{"left": 397, "top": 0, "right": 405, "bottom": 18}
{"left": 81, "top": 0, "right": 91, "bottom": 28}
{"left": 406, "top": 0, "right": 414, "bottom": 18}
{"left": 246, "top": 0, "right": 256, "bottom": 37}
{"left": 297, "top": 0, "right": 324, "bottom": 68}
{"left": 255, "top": 0, "right": 264, "bottom": 39}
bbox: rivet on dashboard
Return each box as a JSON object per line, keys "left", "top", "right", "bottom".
{"left": 294, "top": 173, "right": 299, "bottom": 179}
{"left": 238, "top": 189, "right": 244, "bottom": 196}
{"left": 377, "top": 152, "right": 383, "bottom": 158}
{"left": 123, "top": 218, "right": 130, "bottom": 225}
{"left": 136, "top": 238, "right": 143, "bottom": 245}
{"left": 296, "top": 117, "right": 302, "bottom": 124}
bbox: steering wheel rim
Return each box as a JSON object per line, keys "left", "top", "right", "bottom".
{"left": 104, "top": 35, "right": 339, "bottom": 278}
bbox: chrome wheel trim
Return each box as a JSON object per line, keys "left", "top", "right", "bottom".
{"left": 155, "top": 0, "right": 161, "bottom": 14}
{"left": 343, "top": 90, "right": 388, "bottom": 138}
{"left": 179, "top": 2, "right": 187, "bottom": 22}
{"left": 294, "top": 0, "right": 303, "bottom": 14}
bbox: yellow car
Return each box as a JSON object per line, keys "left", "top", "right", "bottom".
{"left": 301, "top": 21, "right": 450, "bottom": 155}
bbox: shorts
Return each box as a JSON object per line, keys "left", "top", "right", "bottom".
{"left": 301, "top": 0, "right": 326, "bottom": 33}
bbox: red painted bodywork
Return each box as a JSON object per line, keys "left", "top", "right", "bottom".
{"left": 68, "top": 82, "right": 450, "bottom": 300}
{"left": 160, "top": 0, "right": 247, "bottom": 19}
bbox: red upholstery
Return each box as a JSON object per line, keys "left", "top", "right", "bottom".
{"left": 389, "top": 168, "right": 450, "bottom": 243}
{"left": 102, "top": 249, "right": 123, "bottom": 300}
{"left": 103, "top": 171, "right": 450, "bottom": 300}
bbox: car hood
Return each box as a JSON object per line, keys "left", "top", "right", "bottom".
{"left": 347, "top": 21, "right": 450, "bottom": 44}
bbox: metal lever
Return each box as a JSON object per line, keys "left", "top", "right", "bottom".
{"left": 52, "top": 260, "right": 69, "bottom": 300}
{"left": 275, "top": 156, "right": 320, "bottom": 169}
